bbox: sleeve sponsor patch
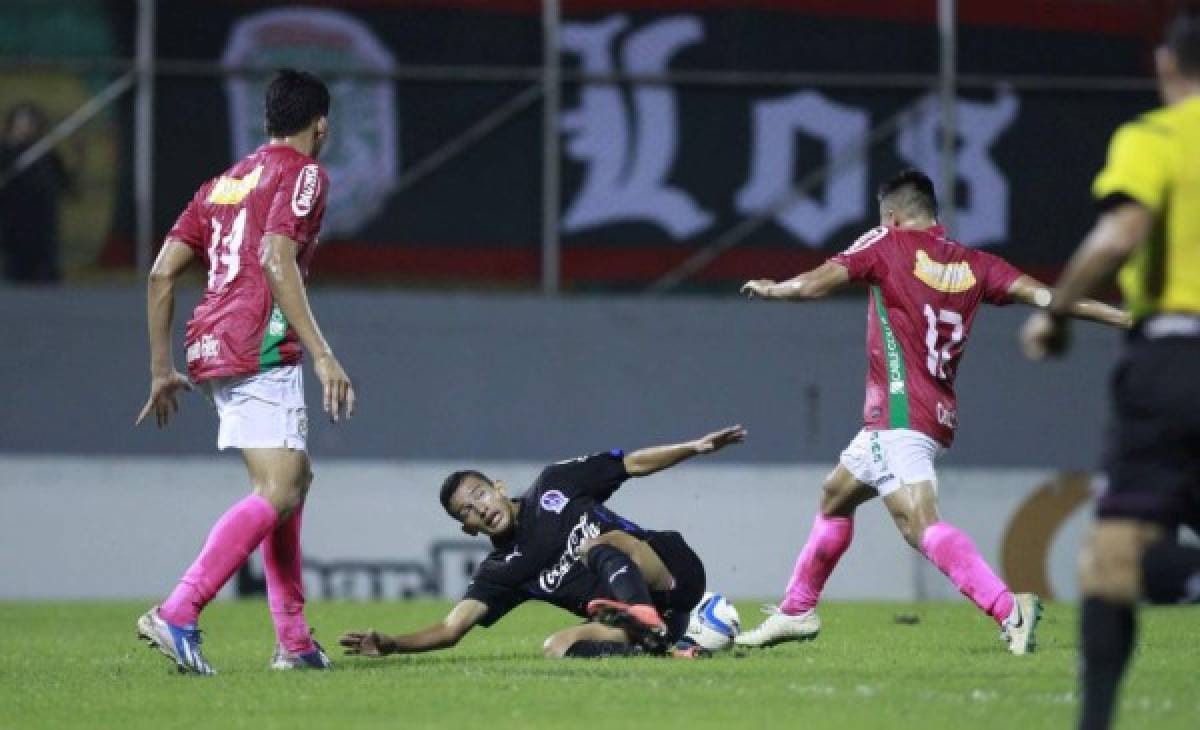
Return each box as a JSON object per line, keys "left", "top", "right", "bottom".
{"left": 291, "top": 163, "right": 321, "bottom": 217}
{"left": 841, "top": 226, "right": 888, "bottom": 255}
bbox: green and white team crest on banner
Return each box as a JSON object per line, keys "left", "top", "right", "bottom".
{"left": 222, "top": 8, "right": 398, "bottom": 237}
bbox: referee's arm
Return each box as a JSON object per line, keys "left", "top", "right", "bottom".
{"left": 1048, "top": 199, "right": 1153, "bottom": 317}
{"left": 1020, "top": 200, "right": 1151, "bottom": 360}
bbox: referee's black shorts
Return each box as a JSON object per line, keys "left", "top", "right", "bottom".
{"left": 1097, "top": 324, "right": 1200, "bottom": 532}
{"left": 645, "top": 530, "right": 707, "bottom": 642}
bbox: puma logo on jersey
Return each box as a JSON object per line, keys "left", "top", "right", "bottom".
{"left": 913, "top": 250, "right": 977, "bottom": 293}
{"left": 207, "top": 165, "right": 263, "bottom": 205}
{"left": 291, "top": 164, "right": 320, "bottom": 217}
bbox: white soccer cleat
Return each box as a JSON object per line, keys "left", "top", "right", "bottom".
{"left": 733, "top": 605, "right": 820, "bottom": 648}
{"left": 136, "top": 607, "right": 216, "bottom": 675}
{"left": 1003, "top": 593, "right": 1043, "bottom": 656}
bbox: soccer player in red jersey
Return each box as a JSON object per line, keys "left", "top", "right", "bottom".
{"left": 736, "top": 170, "right": 1129, "bottom": 654}
{"left": 133, "top": 70, "right": 353, "bottom": 674}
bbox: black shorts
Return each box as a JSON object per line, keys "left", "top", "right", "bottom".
{"left": 645, "top": 530, "right": 706, "bottom": 642}
{"left": 1097, "top": 331, "right": 1200, "bottom": 531}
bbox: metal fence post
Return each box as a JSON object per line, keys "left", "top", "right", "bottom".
{"left": 938, "top": 0, "right": 958, "bottom": 239}
{"left": 540, "top": 0, "right": 562, "bottom": 296}
{"left": 134, "top": 0, "right": 156, "bottom": 274}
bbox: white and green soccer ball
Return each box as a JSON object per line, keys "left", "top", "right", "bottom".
{"left": 685, "top": 591, "right": 740, "bottom": 651}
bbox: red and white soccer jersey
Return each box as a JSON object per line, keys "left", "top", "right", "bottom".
{"left": 831, "top": 225, "right": 1021, "bottom": 446}
{"left": 167, "top": 144, "right": 328, "bottom": 383}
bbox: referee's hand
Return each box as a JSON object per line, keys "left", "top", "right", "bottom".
{"left": 1020, "top": 311, "right": 1071, "bottom": 360}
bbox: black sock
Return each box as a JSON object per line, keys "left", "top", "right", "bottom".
{"left": 563, "top": 640, "right": 639, "bottom": 658}
{"left": 586, "top": 543, "right": 653, "bottom": 606}
{"left": 1079, "top": 597, "right": 1135, "bottom": 730}
{"left": 1141, "top": 539, "right": 1200, "bottom": 604}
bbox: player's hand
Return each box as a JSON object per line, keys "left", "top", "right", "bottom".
{"left": 340, "top": 630, "right": 388, "bottom": 657}
{"left": 1020, "top": 311, "right": 1071, "bottom": 360}
{"left": 314, "top": 352, "right": 355, "bottom": 423}
{"left": 740, "top": 280, "right": 776, "bottom": 300}
{"left": 693, "top": 424, "right": 747, "bottom": 454}
{"left": 135, "top": 370, "right": 193, "bottom": 428}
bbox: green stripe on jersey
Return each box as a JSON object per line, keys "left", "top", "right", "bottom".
{"left": 871, "top": 286, "right": 910, "bottom": 428}
{"left": 259, "top": 303, "right": 289, "bottom": 368}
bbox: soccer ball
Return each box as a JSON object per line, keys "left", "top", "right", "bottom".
{"left": 684, "top": 591, "right": 740, "bottom": 651}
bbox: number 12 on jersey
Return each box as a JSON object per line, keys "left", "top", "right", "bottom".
{"left": 923, "top": 304, "right": 963, "bottom": 379}
{"left": 207, "top": 208, "right": 247, "bottom": 292}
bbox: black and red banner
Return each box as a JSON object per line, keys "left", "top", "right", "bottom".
{"left": 98, "top": 0, "right": 1174, "bottom": 287}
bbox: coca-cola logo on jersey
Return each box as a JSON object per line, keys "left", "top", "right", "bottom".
{"left": 292, "top": 164, "right": 320, "bottom": 217}
{"left": 538, "top": 514, "right": 601, "bottom": 594}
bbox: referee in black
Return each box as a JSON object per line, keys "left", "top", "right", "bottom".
{"left": 1021, "top": 13, "right": 1200, "bottom": 730}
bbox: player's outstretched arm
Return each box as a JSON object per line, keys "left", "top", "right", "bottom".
{"left": 741, "top": 260, "right": 850, "bottom": 302}
{"left": 261, "top": 233, "right": 355, "bottom": 422}
{"left": 622, "top": 425, "right": 747, "bottom": 477}
{"left": 136, "top": 239, "right": 195, "bottom": 429}
{"left": 1008, "top": 275, "right": 1132, "bottom": 328}
{"left": 339, "top": 599, "right": 487, "bottom": 657}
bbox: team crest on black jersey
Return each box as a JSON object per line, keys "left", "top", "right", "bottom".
{"left": 539, "top": 490, "right": 568, "bottom": 514}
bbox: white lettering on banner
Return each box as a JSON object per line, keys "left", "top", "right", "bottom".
{"left": 1, "top": 458, "right": 1091, "bottom": 601}
{"left": 737, "top": 91, "right": 870, "bottom": 246}
{"left": 896, "top": 89, "right": 1020, "bottom": 247}
{"left": 560, "top": 15, "right": 713, "bottom": 239}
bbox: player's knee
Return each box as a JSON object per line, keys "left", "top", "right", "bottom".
{"left": 820, "top": 476, "right": 852, "bottom": 515}
{"left": 1078, "top": 529, "right": 1142, "bottom": 603}
{"left": 257, "top": 479, "right": 306, "bottom": 517}
{"left": 580, "top": 531, "right": 629, "bottom": 561}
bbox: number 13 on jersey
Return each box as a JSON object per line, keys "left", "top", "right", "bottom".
{"left": 207, "top": 208, "right": 248, "bottom": 292}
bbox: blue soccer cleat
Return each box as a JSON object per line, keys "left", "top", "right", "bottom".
{"left": 271, "top": 640, "right": 333, "bottom": 670}
{"left": 136, "top": 607, "right": 216, "bottom": 675}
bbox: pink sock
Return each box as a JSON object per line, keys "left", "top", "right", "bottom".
{"left": 263, "top": 502, "right": 314, "bottom": 654}
{"left": 159, "top": 494, "right": 278, "bottom": 626}
{"left": 920, "top": 521, "right": 1013, "bottom": 626}
{"left": 779, "top": 514, "right": 854, "bottom": 615}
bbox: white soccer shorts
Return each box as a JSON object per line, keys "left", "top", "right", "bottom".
{"left": 202, "top": 365, "right": 307, "bottom": 452}
{"left": 838, "top": 428, "right": 942, "bottom": 497}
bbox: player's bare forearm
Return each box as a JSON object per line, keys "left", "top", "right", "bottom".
{"left": 623, "top": 425, "right": 746, "bottom": 477}
{"left": 260, "top": 234, "right": 332, "bottom": 357}
{"left": 1008, "top": 275, "right": 1130, "bottom": 329}
{"left": 1065, "top": 299, "right": 1132, "bottom": 329}
{"left": 377, "top": 623, "right": 463, "bottom": 654}
{"left": 623, "top": 442, "right": 702, "bottom": 477}
{"left": 742, "top": 261, "right": 850, "bottom": 302}
{"left": 146, "top": 240, "right": 194, "bottom": 375}
{"left": 1048, "top": 203, "right": 1151, "bottom": 317}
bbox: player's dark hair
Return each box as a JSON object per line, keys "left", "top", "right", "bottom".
{"left": 878, "top": 168, "right": 938, "bottom": 219}
{"left": 1166, "top": 12, "right": 1200, "bottom": 78}
{"left": 439, "top": 470, "right": 491, "bottom": 518}
{"left": 264, "top": 69, "right": 330, "bottom": 137}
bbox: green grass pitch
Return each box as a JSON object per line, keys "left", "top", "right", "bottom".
{"left": 1, "top": 600, "right": 1196, "bottom": 729}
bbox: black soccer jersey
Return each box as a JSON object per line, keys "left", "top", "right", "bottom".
{"left": 463, "top": 450, "right": 653, "bottom": 626}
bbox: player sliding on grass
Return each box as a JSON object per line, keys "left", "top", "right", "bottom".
{"left": 737, "top": 169, "right": 1129, "bottom": 655}
{"left": 134, "top": 70, "right": 352, "bottom": 674}
{"left": 340, "top": 426, "right": 745, "bottom": 660}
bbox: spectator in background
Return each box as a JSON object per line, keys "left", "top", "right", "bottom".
{"left": 0, "top": 102, "right": 72, "bottom": 283}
